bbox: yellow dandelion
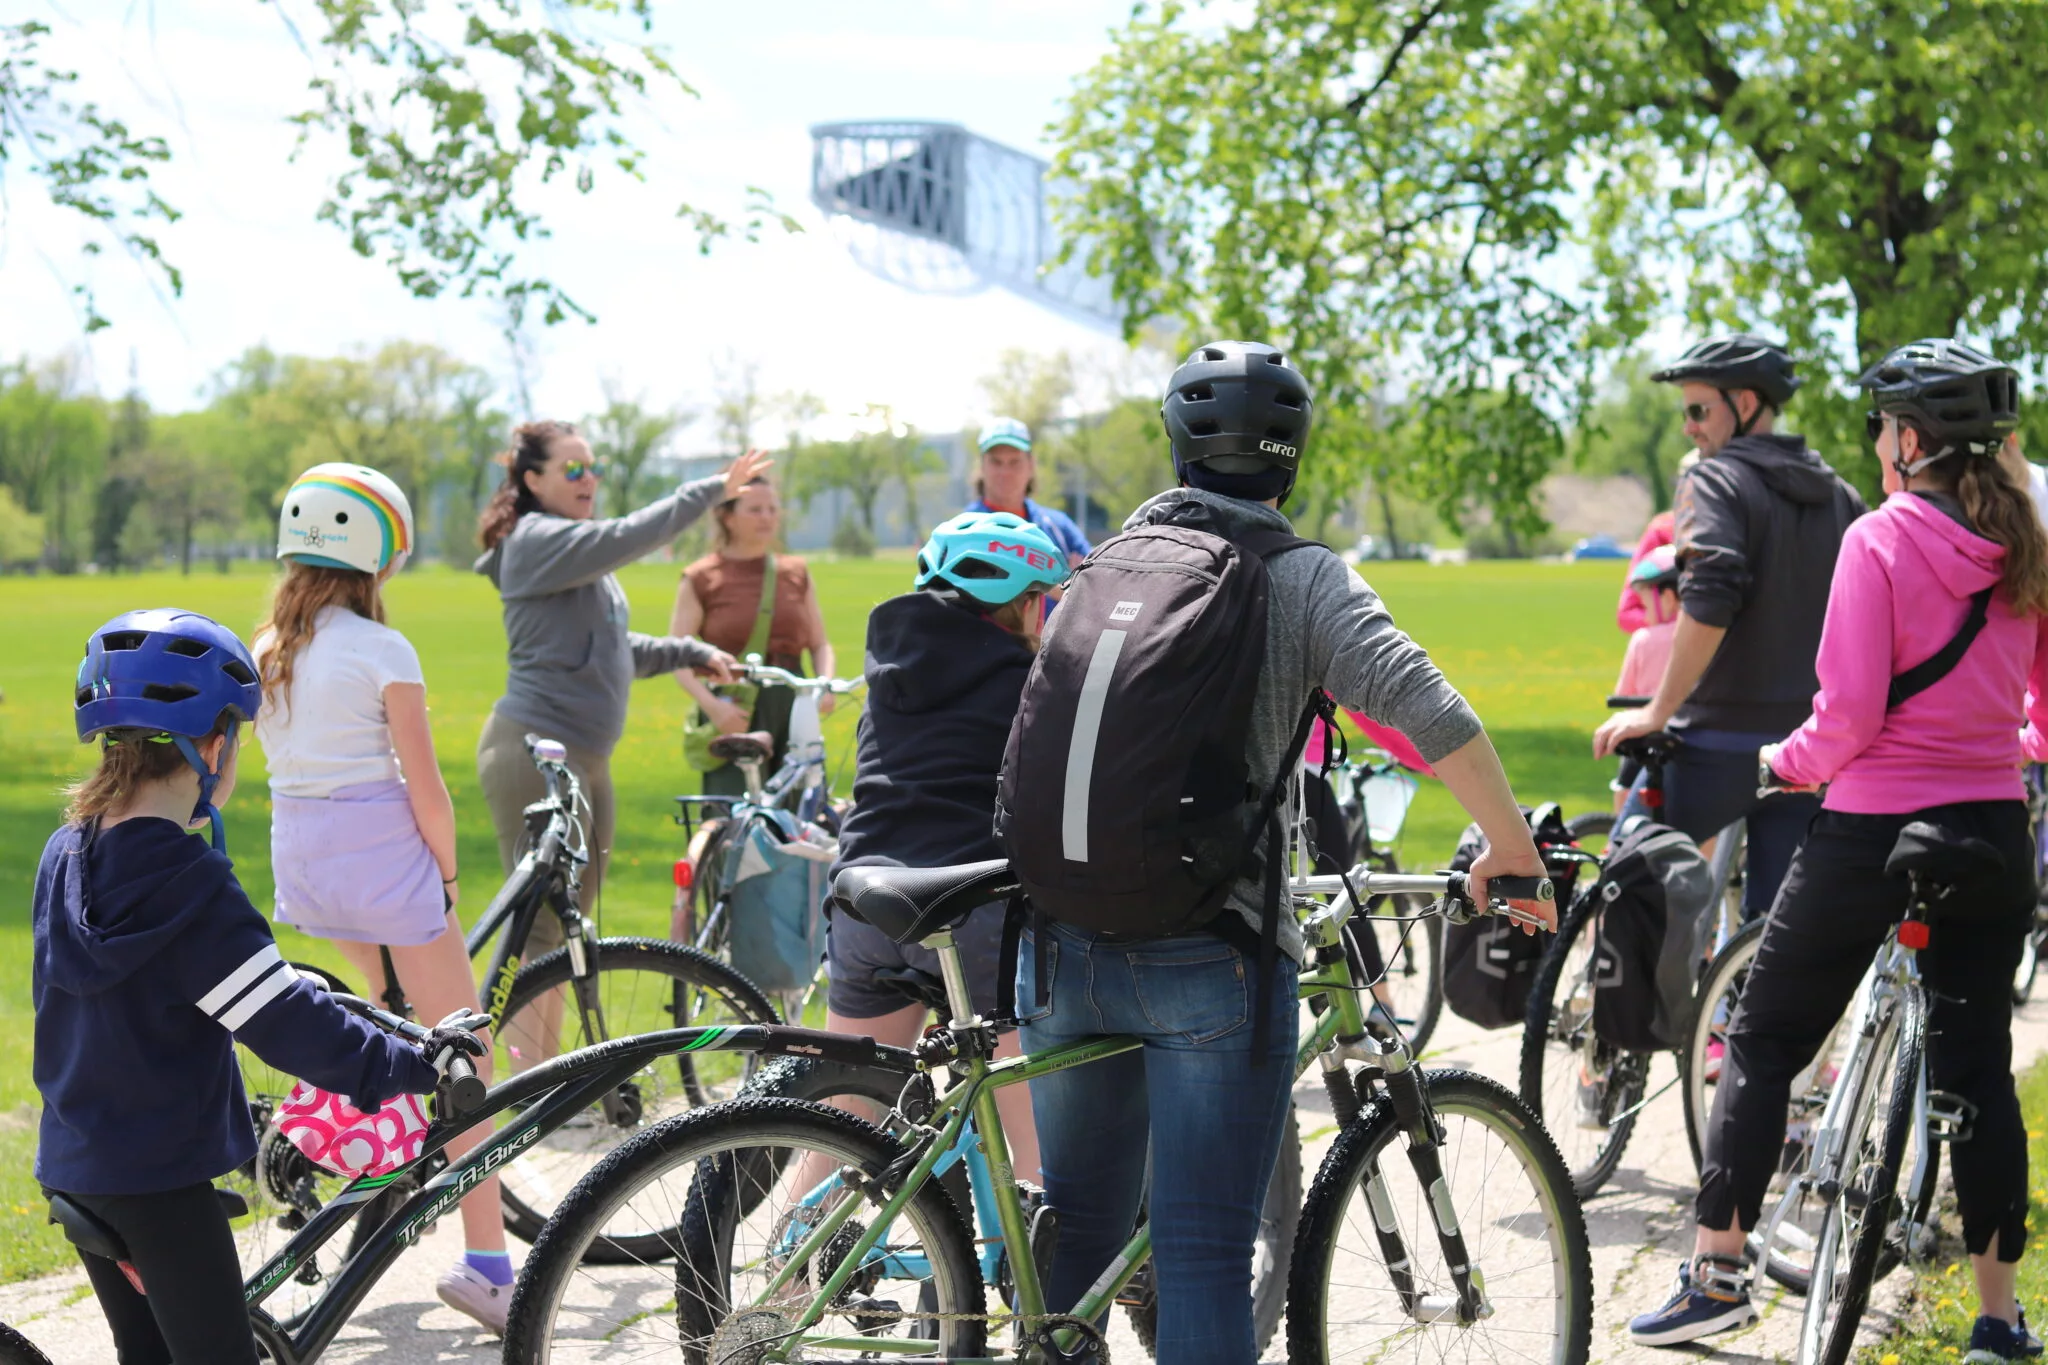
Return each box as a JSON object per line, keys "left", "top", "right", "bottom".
{"left": 1881, "top": 1355, "right": 1901, "bottom": 1365}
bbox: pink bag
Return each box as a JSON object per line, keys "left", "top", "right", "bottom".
{"left": 274, "top": 1082, "right": 431, "bottom": 1177}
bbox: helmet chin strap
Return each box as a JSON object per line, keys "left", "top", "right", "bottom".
{"left": 1721, "top": 390, "right": 1763, "bottom": 438}
{"left": 170, "top": 722, "right": 235, "bottom": 852}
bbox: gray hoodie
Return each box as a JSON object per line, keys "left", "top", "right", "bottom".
{"left": 475, "top": 476, "right": 724, "bottom": 754}
{"left": 1112, "top": 489, "right": 1483, "bottom": 959}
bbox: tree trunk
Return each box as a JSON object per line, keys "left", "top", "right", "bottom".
{"left": 1378, "top": 485, "right": 1403, "bottom": 557}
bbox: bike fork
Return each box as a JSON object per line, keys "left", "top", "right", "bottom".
{"left": 1352, "top": 1060, "right": 1491, "bottom": 1324}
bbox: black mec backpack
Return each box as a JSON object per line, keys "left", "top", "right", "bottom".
{"left": 995, "top": 508, "right": 1318, "bottom": 939}
{"left": 1589, "top": 817, "right": 1716, "bottom": 1052}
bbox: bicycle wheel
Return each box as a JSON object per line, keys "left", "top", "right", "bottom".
{"left": 1797, "top": 987, "right": 1922, "bottom": 1365}
{"left": 501, "top": 1098, "right": 986, "bottom": 1364}
{"left": 2016, "top": 921, "right": 2042, "bottom": 1005}
{"left": 1565, "top": 809, "right": 1615, "bottom": 856}
{"left": 1287, "top": 1070, "right": 1592, "bottom": 1365}
{"left": 496, "top": 938, "right": 778, "bottom": 1249}
{"left": 0, "top": 1324, "right": 52, "bottom": 1365}
{"left": 1125, "top": 1104, "right": 1301, "bottom": 1358}
{"left": 1519, "top": 890, "right": 1649, "bottom": 1197}
{"left": 1348, "top": 892, "right": 1444, "bottom": 1055}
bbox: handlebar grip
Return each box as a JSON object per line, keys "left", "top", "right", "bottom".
{"left": 442, "top": 1056, "right": 486, "bottom": 1115}
{"left": 1486, "top": 875, "right": 1554, "bottom": 903}
{"left": 1607, "top": 695, "right": 1653, "bottom": 709}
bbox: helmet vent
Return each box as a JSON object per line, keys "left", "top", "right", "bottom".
{"left": 141, "top": 683, "right": 200, "bottom": 703}
{"left": 74, "top": 687, "right": 93, "bottom": 707}
{"left": 1267, "top": 352, "right": 1287, "bottom": 365}
{"left": 288, "top": 503, "right": 300, "bottom": 518}
{"left": 952, "top": 558, "right": 1006, "bottom": 579}
{"left": 1187, "top": 420, "right": 1221, "bottom": 437}
{"left": 1200, "top": 346, "right": 1227, "bottom": 361}
{"left": 101, "top": 631, "right": 147, "bottom": 652}
{"left": 335, "top": 510, "right": 350, "bottom": 524}
{"left": 1272, "top": 392, "right": 1302, "bottom": 409}
{"left": 220, "top": 659, "right": 258, "bottom": 686}
{"left": 164, "top": 637, "right": 211, "bottom": 658}
{"left": 1181, "top": 384, "right": 1214, "bottom": 402}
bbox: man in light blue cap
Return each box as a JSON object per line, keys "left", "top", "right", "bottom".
{"left": 964, "top": 416, "right": 1092, "bottom": 565}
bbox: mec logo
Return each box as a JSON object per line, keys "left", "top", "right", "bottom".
{"left": 987, "top": 540, "right": 1058, "bottom": 571}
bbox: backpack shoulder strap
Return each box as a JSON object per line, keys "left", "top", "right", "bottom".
{"left": 1887, "top": 586, "right": 1994, "bottom": 709}
{"left": 1232, "top": 527, "right": 1324, "bottom": 562}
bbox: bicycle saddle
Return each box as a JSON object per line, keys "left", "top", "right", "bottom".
{"left": 832, "top": 860, "right": 1019, "bottom": 945}
{"left": 1885, "top": 821, "right": 2005, "bottom": 887}
{"left": 48, "top": 1187, "right": 247, "bottom": 1263}
{"left": 1611, "top": 730, "right": 1683, "bottom": 764}
{"left": 708, "top": 732, "right": 775, "bottom": 764}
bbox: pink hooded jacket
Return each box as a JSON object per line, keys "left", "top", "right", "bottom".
{"left": 1771, "top": 492, "right": 2048, "bottom": 812}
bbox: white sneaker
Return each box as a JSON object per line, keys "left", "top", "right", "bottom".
{"left": 437, "top": 1262, "right": 510, "bottom": 1335}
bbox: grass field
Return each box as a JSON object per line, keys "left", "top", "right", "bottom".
{"left": 0, "top": 554, "right": 1628, "bottom": 1278}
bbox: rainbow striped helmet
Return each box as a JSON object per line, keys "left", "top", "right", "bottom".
{"left": 276, "top": 463, "right": 415, "bottom": 575}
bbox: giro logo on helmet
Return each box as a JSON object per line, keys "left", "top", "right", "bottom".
{"left": 987, "top": 540, "right": 1058, "bottom": 571}
{"left": 1258, "top": 439, "right": 1297, "bottom": 458}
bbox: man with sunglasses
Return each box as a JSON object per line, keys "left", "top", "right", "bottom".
{"left": 1595, "top": 334, "right": 1863, "bottom": 922}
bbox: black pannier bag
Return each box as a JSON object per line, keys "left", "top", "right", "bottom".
{"left": 1589, "top": 816, "right": 1716, "bottom": 1052}
{"left": 1442, "top": 804, "right": 1583, "bottom": 1029}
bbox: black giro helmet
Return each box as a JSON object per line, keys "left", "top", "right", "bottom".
{"left": 1858, "top": 339, "right": 2020, "bottom": 454}
{"left": 1160, "top": 341, "right": 1315, "bottom": 489}
{"left": 1651, "top": 334, "right": 1801, "bottom": 408}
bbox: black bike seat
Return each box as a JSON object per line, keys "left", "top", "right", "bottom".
{"left": 1612, "top": 731, "right": 1684, "bottom": 764}
{"left": 49, "top": 1185, "right": 248, "bottom": 1263}
{"left": 832, "top": 860, "right": 1019, "bottom": 945}
{"left": 708, "top": 732, "right": 775, "bottom": 764}
{"left": 1885, "top": 821, "right": 2006, "bottom": 886}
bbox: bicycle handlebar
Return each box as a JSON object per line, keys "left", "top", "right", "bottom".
{"left": 328, "top": 994, "right": 491, "bottom": 1115}
{"left": 736, "top": 659, "right": 866, "bottom": 694}
{"left": 1294, "top": 868, "right": 1554, "bottom": 938}
{"left": 1607, "top": 694, "right": 1653, "bottom": 710}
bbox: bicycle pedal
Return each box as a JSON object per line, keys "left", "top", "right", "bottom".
{"left": 1926, "top": 1090, "right": 1978, "bottom": 1144}
{"left": 1115, "top": 1263, "right": 1154, "bottom": 1309}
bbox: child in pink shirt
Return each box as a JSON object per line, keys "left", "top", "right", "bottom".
{"left": 1616, "top": 546, "right": 1682, "bottom": 700}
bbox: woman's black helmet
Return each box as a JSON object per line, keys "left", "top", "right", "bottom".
{"left": 1858, "top": 339, "right": 2020, "bottom": 458}
{"left": 1160, "top": 341, "right": 1314, "bottom": 501}
{"left": 1651, "top": 334, "right": 1801, "bottom": 409}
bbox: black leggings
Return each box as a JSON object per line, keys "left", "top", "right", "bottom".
{"left": 54, "top": 1182, "right": 258, "bottom": 1365}
{"left": 1696, "top": 802, "right": 2033, "bottom": 1260}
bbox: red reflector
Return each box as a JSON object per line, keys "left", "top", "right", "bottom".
{"left": 1898, "top": 920, "right": 1930, "bottom": 950}
{"left": 1643, "top": 790, "right": 1664, "bottom": 809}
{"left": 673, "top": 858, "right": 694, "bottom": 891}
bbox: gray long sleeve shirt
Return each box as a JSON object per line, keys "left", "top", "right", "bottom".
{"left": 1112, "top": 489, "right": 1484, "bottom": 959}
{"left": 475, "top": 476, "right": 724, "bottom": 755}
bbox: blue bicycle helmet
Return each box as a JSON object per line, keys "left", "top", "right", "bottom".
{"left": 915, "top": 512, "right": 1070, "bottom": 607}
{"left": 75, "top": 608, "right": 263, "bottom": 850}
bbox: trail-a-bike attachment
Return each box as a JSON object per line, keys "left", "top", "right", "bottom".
{"left": 497, "top": 855, "right": 1593, "bottom": 1365}
{"left": 56, "top": 991, "right": 910, "bottom": 1365}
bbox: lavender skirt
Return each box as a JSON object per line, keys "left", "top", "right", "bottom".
{"left": 272, "top": 780, "right": 446, "bottom": 947}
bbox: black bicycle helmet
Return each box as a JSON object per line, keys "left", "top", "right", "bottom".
{"left": 1651, "top": 334, "right": 1802, "bottom": 409}
{"left": 1858, "top": 340, "right": 2019, "bottom": 471}
{"left": 1161, "top": 341, "right": 1315, "bottom": 501}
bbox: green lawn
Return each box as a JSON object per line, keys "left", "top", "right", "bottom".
{"left": 0, "top": 554, "right": 1627, "bottom": 1278}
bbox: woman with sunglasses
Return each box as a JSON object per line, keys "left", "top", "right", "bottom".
{"left": 474, "top": 420, "right": 763, "bottom": 934}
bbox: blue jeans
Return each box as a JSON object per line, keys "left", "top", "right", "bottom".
{"left": 1019, "top": 921, "right": 1298, "bottom": 1365}
{"left": 1619, "top": 728, "right": 1819, "bottom": 923}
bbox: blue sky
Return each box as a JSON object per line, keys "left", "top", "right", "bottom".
{"left": 2, "top": 0, "right": 1143, "bottom": 438}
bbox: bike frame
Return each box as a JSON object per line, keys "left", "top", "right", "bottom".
{"left": 238, "top": 1022, "right": 886, "bottom": 1365}
{"left": 737, "top": 866, "right": 1539, "bottom": 1360}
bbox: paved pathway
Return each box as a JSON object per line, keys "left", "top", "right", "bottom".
{"left": 5, "top": 996, "right": 2041, "bottom": 1362}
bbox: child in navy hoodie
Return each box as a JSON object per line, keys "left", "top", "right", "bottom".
{"left": 34, "top": 609, "right": 471, "bottom": 1365}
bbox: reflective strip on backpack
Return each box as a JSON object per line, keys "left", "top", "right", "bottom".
{"left": 1062, "top": 628, "right": 1128, "bottom": 862}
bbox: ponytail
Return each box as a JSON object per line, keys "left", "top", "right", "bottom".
{"left": 478, "top": 420, "right": 576, "bottom": 550}
{"left": 1957, "top": 456, "right": 2048, "bottom": 616}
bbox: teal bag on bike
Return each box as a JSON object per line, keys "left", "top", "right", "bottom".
{"left": 719, "top": 807, "right": 828, "bottom": 993}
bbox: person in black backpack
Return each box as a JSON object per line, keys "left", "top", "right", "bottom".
{"left": 1000, "top": 341, "right": 1553, "bottom": 1365}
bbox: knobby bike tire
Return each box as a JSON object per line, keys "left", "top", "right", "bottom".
{"left": 495, "top": 938, "right": 778, "bottom": 1252}
{"left": 690, "top": 819, "right": 738, "bottom": 961}
{"left": 1520, "top": 890, "right": 1649, "bottom": 1199}
{"left": 1680, "top": 918, "right": 1766, "bottom": 1175}
{"left": 1286, "top": 1070, "right": 1593, "bottom": 1365}
{"left": 0, "top": 1324, "right": 52, "bottom": 1365}
{"left": 501, "top": 1097, "right": 985, "bottom": 1365}
{"left": 1799, "top": 988, "right": 1922, "bottom": 1365}
{"left": 1564, "top": 810, "right": 1616, "bottom": 852}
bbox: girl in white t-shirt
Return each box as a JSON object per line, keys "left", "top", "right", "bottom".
{"left": 253, "top": 463, "right": 512, "bottom": 1334}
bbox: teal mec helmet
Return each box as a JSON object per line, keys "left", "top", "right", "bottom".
{"left": 915, "top": 511, "right": 1071, "bottom": 607}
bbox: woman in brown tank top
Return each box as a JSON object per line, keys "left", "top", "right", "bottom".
{"left": 670, "top": 477, "right": 835, "bottom": 796}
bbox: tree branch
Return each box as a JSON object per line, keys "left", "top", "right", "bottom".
{"left": 1344, "top": 0, "right": 1450, "bottom": 116}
